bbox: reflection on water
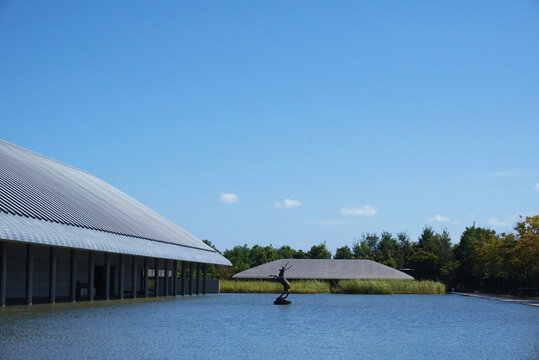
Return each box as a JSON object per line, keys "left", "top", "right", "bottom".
{"left": 1, "top": 294, "right": 538, "bottom": 360}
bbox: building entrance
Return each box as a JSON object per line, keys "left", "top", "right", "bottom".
{"left": 94, "top": 266, "right": 115, "bottom": 298}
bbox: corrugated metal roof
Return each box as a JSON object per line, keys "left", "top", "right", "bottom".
{"left": 0, "top": 140, "right": 231, "bottom": 266}
{"left": 232, "top": 259, "right": 414, "bottom": 280}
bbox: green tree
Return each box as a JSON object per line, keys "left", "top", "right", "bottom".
{"left": 375, "top": 231, "right": 402, "bottom": 268}
{"left": 397, "top": 232, "right": 413, "bottom": 268}
{"left": 249, "top": 245, "right": 278, "bottom": 267}
{"left": 417, "top": 227, "right": 452, "bottom": 263}
{"left": 352, "top": 240, "right": 372, "bottom": 258}
{"left": 511, "top": 215, "right": 539, "bottom": 293}
{"left": 293, "top": 249, "right": 309, "bottom": 259}
{"left": 418, "top": 227, "right": 455, "bottom": 281}
{"left": 455, "top": 226, "right": 496, "bottom": 289}
{"left": 474, "top": 232, "right": 513, "bottom": 291}
{"left": 352, "top": 233, "right": 379, "bottom": 259}
{"left": 223, "top": 244, "right": 253, "bottom": 276}
{"left": 365, "top": 233, "right": 379, "bottom": 250}
{"left": 307, "top": 243, "right": 332, "bottom": 259}
{"left": 277, "top": 245, "right": 298, "bottom": 259}
{"left": 408, "top": 246, "right": 440, "bottom": 280}
{"left": 334, "top": 245, "right": 354, "bottom": 259}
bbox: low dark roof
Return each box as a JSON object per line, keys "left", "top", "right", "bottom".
{"left": 232, "top": 259, "right": 414, "bottom": 280}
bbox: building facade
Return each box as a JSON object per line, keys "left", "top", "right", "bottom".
{"left": 0, "top": 140, "right": 231, "bottom": 306}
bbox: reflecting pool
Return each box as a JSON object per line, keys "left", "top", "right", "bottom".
{"left": 1, "top": 294, "right": 537, "bottom": 359}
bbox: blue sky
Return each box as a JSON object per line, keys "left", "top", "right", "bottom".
{"left": 1, "top": 1, "right": 538, "bottom": 253}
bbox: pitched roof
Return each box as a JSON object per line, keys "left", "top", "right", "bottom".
{"left": 0, "top": 139, "right": 230, "bottom": 265}
{"left": 232, "top": 259, "right": 414, "bottom": 280}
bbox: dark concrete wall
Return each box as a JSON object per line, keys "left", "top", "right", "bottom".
{"left": 5, "top": 242, "right": 25, "bottom": 299}
{"left": 56, "top": 247, "right": 70, "bottom": 298}
{"left": 32, "top": 245, "right": 49, "bottom": 297}
{"left": 1, "top": 241, "right": 220, "bottom": 304}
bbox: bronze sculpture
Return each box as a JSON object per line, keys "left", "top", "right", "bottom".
{"left": 270, "top": 262, "right": 293, "bottom": 305}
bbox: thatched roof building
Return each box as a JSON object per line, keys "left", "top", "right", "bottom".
{"left": 232, "top": 259, "right": 414, "bottom": 280}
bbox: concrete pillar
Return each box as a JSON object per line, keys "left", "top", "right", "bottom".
{"left": 188, "top": 262, "right": 193, "bottom": 296}
{"left": 203, "top": 264, "right": 207, "bottom": 295}
{"left": 144, "top": 257, "right": 149, "bottom": 298}
{"left": 131, "top": 255, "right": 136, "bottom": 299}
{"left": 105, "top": 253, "right": 110, "bottom": 300}
{"left": 154, "top": 258, "right": 159, "bottom": 297}
{"left": 70, "top": 249, "right": 76, "bottom": 302}
{"left": 1, "top": 242, "right": 7, "bottom": 307}
{"left": 164, "top": 260, "right": 169, "bottom": 296}
{"left": 119, "top": 254, "right": 124, "bottom": 300}
{"left": 181, "top": 261, "right": 185, "bottom": 296}
{"left": 172, "top": 260, "right": 177, "bottom": 296}
{"left": 196, "top": 263, "right": 200, "bottom": 295}
{"left": 26, "top": 245, "right": 34, "bottom": 305}
{"left": 88, "top": 252, "right": 94, "bottom": 301}
{"left": 49, "top": 247, "right": 56, "bottom": 303}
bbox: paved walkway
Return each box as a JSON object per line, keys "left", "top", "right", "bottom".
{"left": 454, "top": 292, "right": 539, "bottom": 307}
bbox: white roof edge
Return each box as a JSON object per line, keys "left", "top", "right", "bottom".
{"left": 0, "top": 212, "right": 232, "bottom": 266}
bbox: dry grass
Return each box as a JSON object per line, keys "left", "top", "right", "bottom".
{"left": 220, "top": 280, "right": 331, "bottom": 294}
{"left": 333, "top": 279, "right": 445, "bottom": 295}
{"left": 221, "top": 279, "right": 445, "bottom": 295}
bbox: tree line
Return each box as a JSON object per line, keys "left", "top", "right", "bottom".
{"left": 204, "top": 215, "right": 538, "bottom": 296}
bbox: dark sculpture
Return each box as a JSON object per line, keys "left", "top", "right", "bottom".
{"left": 270, "top": 262, "right": 293, "bottom": 305}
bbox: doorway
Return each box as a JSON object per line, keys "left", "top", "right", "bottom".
{"left": 94, "top": 266, "right": 115, "bottom": 298}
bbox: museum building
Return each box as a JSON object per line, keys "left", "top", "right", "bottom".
{"left": 0, "top": 140, "right": 231, "bottom": 306}
{"left": 233, "top": 258, "right": 414, "bottom": 280}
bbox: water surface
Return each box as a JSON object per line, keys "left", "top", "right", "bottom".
{"left": 1, "top": 294, "right": 537, "bottom": 360}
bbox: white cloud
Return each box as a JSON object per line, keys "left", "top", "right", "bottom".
{"left": 430, "top": 214, "right": 449, "bottom": 222}
{"left": 340, "top": 205, "right": 378, "bottom": 216}
{"left": 429, "top": 214, "right": 459, "bottom": 224}
{"left": 535, "top": 183, "right": 539, "bottom": 191}
{"left": 219, "top": 192, "right": 238, "bottom": 203}
{"left": 488, "top": 218, "right": 509, "bottom": 227}
{"left": 275, "top": 198, "right": 302, "bottom": 209}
